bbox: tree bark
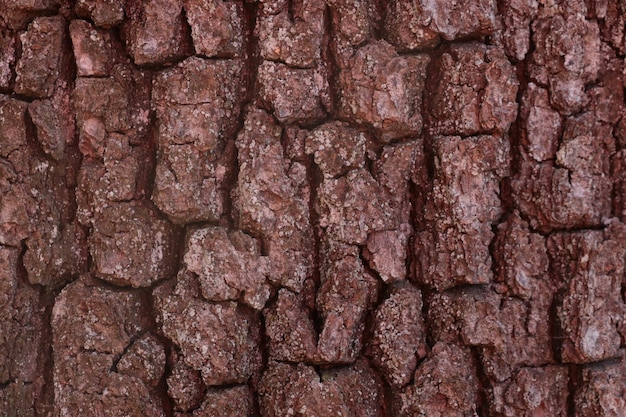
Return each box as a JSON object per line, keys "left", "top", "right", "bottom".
{"left": 0, "top": 0, "right": 625, "bottom": 415}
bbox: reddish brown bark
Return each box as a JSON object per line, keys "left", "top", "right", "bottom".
{"left": 0, "top": 0, "right": 625, "bottom": 416}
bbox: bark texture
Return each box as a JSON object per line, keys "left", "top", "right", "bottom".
{"left": 1, "top": 0, "right": 626, "bottom": 416}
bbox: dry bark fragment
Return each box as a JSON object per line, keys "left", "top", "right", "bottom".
{"left": 75, "top": 0, "right": 124, "bottom": 28}
{"left": 529, "top": 4, "right": 600, "bottom": 114}
{"left": 0, "top": 246, "right": 44, "bottom": 386}
{"left": 596, "top": 0, "right": 625, "bottom": 54}
{"left": 256, "top": 0, "right": 325, "bottom": 68}
{"left": 304, "top": 121, "right": 367, "bottom": 179}
{"left": 0, "top": 0, "right": 60, "bottom": 30}
{"left": 167, "top": 351, "right": 205, "bottom": 413}
{"left": 363, "top": 227, "right": 410, "bottom": 284}
{"left": 184, "top": 226, "right": 271, "bottom": 310}
{"left": 152, "top": 57, "right": 242, "bottom": 224}
{"left": 322, "top": 360, "right": 386, "bottom": 417}
{"left": 28, "top": 92, "right": 74, "bottom": 161}
{"left": 384, "top": 0, "right": 440, "bottom": 51}
{"left": 519, "top": 83, "right": 561, "bottom": 163}
{"left": 77, "top": 133, "right": 150, "bottom": 223}
{"left": 316, "top": 168, "right": 399, "bottom": 246}
{"left": 575, "top": 351, "right": 626, "bottom": 417}
{"left": 180, "top": 385, "right": 254, "bottom": 417}
{"left": 394, "top": 342, "right": 479, "bottom": 417}
{"left": 385, "top": 0, "right": 497, "bottom": 51}
{"left": 491, "top": 214, "right": 558, "bottom": 382}
{"left": 326, "top": 0, "right": 377, "bottom": 65}
{"left": 338, "top": 40, "right": 430, "bottom": 141}
{"left": 374, "top": 141, "right": 424, "bottom": 199}
{"left": 264, "top": 288, "right": 317, "bottom": 363}
{"left": 493, "top": 212, "right": 552, "bottom": 302}
{"left": 74, "top": 77, "right": 133, "bottom": 139}
{"left": 548, "top": 221, "right": 626, "bottom": 363}
{"left": 233, "top": 107, "right": 314, "bottom": 292}
{"left": 588, "top": 47, "right": 624, "bottom": 126}
{"left": 259, "top": 361, "right": 383, "bottom": 417}
{"left": 316, "top": 245, "right": 379, "bottom": 364}
{"left": 23, "top": 219, "right": 87, "bottom": 288}
{"left": 0, "top": 381, "right": 37, "bottom": 417}
{"left": 20, "top": 91, "right": 88, "bottom": 287}
{"left": 512, "top": 112, "right": 614, "bottom": 233}
{"left": 613, "top": 150, "right": 626, "bottom": 221}
{"left": 499, "top": 0, "right": 538, "bottom": 61}
{"left": 428, "top": 285, "right": 555, "bottom": 383}
{"left": 315, "top": 138, "right": 419, "bottom": 252}
{"left": 117, "top": 333, "right": 166, "bottom": 387}
{"left": 52, "top": 276, "right": 163, "bottom": 417}
{"left": 69, "top": 19, "right": 116, "bottom": 77}
{"left": 254, "top": 0, "right": 330, "bottom": 125}
{"left": 416, "top": 134, "right": 509, "bottom": 291}
{"left": 74, "top": 64, "right": 152, "bottom": 144}
{"left": 511, "top": 45, "right": 620, "bottom": 231}
{"left": 368, "top": 281, "right": 427, "bottom": 388}
{"left": 490, "top": 366, "right": 569, "bottom": 416}
{"left": 154, "top": 275, "right": 262, "bottom": 387}
{"left": 89, "top": 202, "right": 178, "bottom": 288}
{"left": 0, "top": 95, "right": 86, "bottom": 287}
{"left": 184, "top": 0, "right": 245, "bottom": 58}
{"left": 1, "top": 1, "right": 625, "bottom": 415}
{"left": 259, "top": 362, "right": 349, "bottom": 417}
{"left": 14, "top": 16, "right": 68, "bottom": 98}
{"left": 257, "top": 60, "right": 331, "bottom": 125}
{"left": 430, "top": 43, "right": 518, "bottom": 136}
{"left": 422, "top": 0, "right": 496, "bottom": 41}
{"left": 373, "top": 140, "right": 424, "bottom": 225}
{"left": 123, "top": 0, "right": 191, "bottom": 66}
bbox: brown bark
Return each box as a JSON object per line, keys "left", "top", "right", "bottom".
{"left": 0, "top": 0, "right": 625, "bottom": 416}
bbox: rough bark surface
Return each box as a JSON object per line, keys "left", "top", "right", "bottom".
{"left": 1, "top": 0, "right": 625, "bottom": 416}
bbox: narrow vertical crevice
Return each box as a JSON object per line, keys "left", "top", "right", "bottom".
{"left": 546, "top": 230, "right": 568, "bottom": 364}
{"left": 306, "top": 158, "right": 324, "bottom": 334}
{"left": 414, "top": 44, "right": 444, "bottom": 351}
{"left": 241, "top": 0, "right": 261, "bottom": 106}
{"left": 35, "top": 289, "right": 57, "bottom": 417}
{"left": 145, "top": 285, "right": 177, "bottom": 417}
{"left": 138, "top": 104, "right": 159, "bottom": 203}
{"left": 418, "top": 287, "right": 437, "bottom": 349}
{"left": 369, "top": 0, "right": 386, "bottom": 40}
{"left": 548, "top": 289, "right": 567, "bottom": 363}
{"left": 286, "top": 0, "right": 295, "bottom": 22}
{"left": 224, "top": 0, "right": 261, "bottom": 231}
{"left": 251, "top": 310, "right": 268, "bottom": 417}
{"left": 471, "top": 347, "right": 492, "bottom": 417}
{"left": 508, "top": 61, "right": 530, "bottom": 180}
{"left": 234, "top": 5, "right": 266, "bottom": 416}
{"left": 0, "top": 27, "right": 18, "bottom": 94}
{"left": 178, "top": 6, "right": 195, "bottom": 58}
{"left": 14, "top": 240, "right": 58, "bottom": 417}
{"left": 421, "top": 43, "right": 448, "bottom": 179}
{"left": 321, "top": 4, "right": 340, "bottom": 120}
{"left": 8, "top": 22, "right": 23, "bottom": 95}
{"left": 610, "top": 153, "right": 621, "bottom": 219}
{"left": 64, "top": 27, "right": 84, "bottom": 225}
{"left": 567, "top": 364, "right": 582, "bottom": 417}
{"left": 358, "top": 246, "right": 385, "bottom": 357}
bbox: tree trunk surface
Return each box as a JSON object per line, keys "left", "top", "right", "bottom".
{"left": 0, "top": 0, "right": 625, "bottom": 416}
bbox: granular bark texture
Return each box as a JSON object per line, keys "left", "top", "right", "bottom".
{"left": 1, "top": 1, "right": 626, "bottom": 416}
